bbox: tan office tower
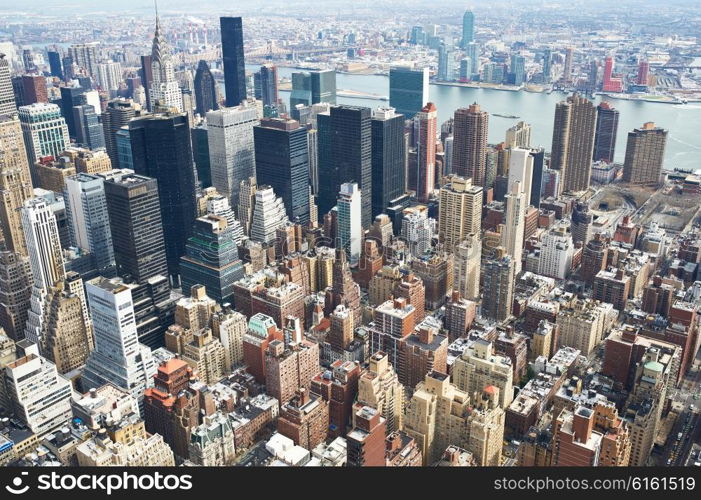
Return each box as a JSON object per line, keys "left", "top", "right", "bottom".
{"left": 404, "top": 371, "right": 505, "bottom": 465}
{"left": 452, "top": 103, "right": 489, "bottom": 186}
{"left": 438, "top": 175, "right": 482, "bottom": 251}
{"left": 237, "top": 176, "right": 257, "bottom": 236}
{"left": 501, "top": 181, "right": 526, "bottom": 274}
{"left": 550, "top": 94, "right": 597, "bottom": 194}
{"left": 622, "top": 122, "right": 667, "bottom": 185}
{"left": 0, "top": 251, "right": 32, "bottom": 341}
{"left": 0, "top": 115, "right": 33, "bottom": 255}
{"left": 41, "top": 280, "right": 94, "bottom": 374}
{"left": 452, "top": 339, "right": 514, "bottom": 409}
{"left": 624, "top": 347, "right": 671, "bottom": 466}
{"left": 453, "top": 233, "right": 481, "bottom": 301}
{"left": 356, "top": 352, "right": 404, "bottom": 432}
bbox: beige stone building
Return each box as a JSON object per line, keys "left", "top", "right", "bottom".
{"left": 356, "top": 351, "right": 404, "bottom": 433}
{"left": 452, "top": 339, "right": 514, "bottom": 409}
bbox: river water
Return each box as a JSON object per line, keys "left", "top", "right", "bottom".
{"left": 243, "top": 65, "right": 701, "bottom": 172}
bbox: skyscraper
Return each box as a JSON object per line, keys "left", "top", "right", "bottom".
{"left": 311, "top": 70, "right": 337, "bottom": 105}
{"left": 64, "top": 173, "right": 116, "bottom": 275}
{"left": 96, "top": 61, "right": 123, "bottom": 94}
{"left": 602, "top": 56, "right": 624, "bottom": 93}
{"left": 220, "top": 17, "right": 247, "bottom": 107}
{"left": 542, "top": 49, "right": 552, "bottom": 83}
{"left": 207, "top": 102, "right": 259, "bottom": 209}
{"left": 0, "top": 53, "right": 16, "bottom": 116}
{"left": 461, "top": 10, "right": 475, "bottom": 48}
{"left": 48, "top": 51, "right": 63, "bottom": 80}
{"left": 18, "top": 103, "right": 70, "bottom": 164}
{"left": 254, "top": 64, "right": 279, "bottom": 107}
{"left": 452, "top": 103, "right": 489, "bottom": 186}
{"left": 250, "top": 186, "right": 289, "bottom": 245}
{"left": 593, "top": 102, "right": 619, "bottom": 163}
{"left": 337, "top": 183, "right": 362, "bottom": 266}
{"left": 100, "top": 170, "right": 168, "bottom": 282}
{"left": 81, "top": 277, "right": 157, "bottom": 411}
{"left": 103, "top": 98, "right": 139, "bottom": 169}
{"left": 562, "top": 47, "right": 574, "bottom": 84}
{"left": 254, "top": 117, "right": 310, "bottom": 224}
{"left": 529, "top": 148, "right": 545, "bottom": 208}
{"left": 318, "top": 105, "right": 372, "bottom": 228}
{"left": 507, "top": 147, "right": 534, "bottom": 206}
{"left": 290, "top": 72, "right": 312, "bottom": 108}
{"left": 72, "top": 104, "right": 105, "bottom": 150}
{"left": 510, "top": 54, "right": 526, "bottom": 86}
{"left": 68, "top": 42, "right": 99, "bottom": 79}
{"left": 193, "top": 60, "right": 218, "bottom": 116}
{"left": 370, "top": 107, "right": 405, "bottom": 218}
{"left": 0, "top": 115, "right": 33, "bottom": 255}
{"left": 622, "top": 122, "right": 667, "bottom": 186}
{"left": 129, "top": 112, "right": 197, "bottom": 282}
{"left": 453, "top": 233, "right": 481, "bottom": 301}
{"left": 0, "top": 251, "right": 32, "bottom": 341}
{"left": 389, "top": 67, "right": 429, "bottom": 120}
{"left": 550, "top": 94, "right": 597, "bottom": 194}
{"left": 149, "top": 15, "right": 183, "bottom": 112}
{"left": 59, "top": 85, "right": 86, "bottom": 139}
{"left": 180, "top": 215, "right": 244, "bottom": 304}
{"left": 411, "top": 102, "right": 437, "bottom": 202}
{"left": 481, "top": 249, "right": 515, "bottom": 322}
{"left": 438, "top": 175, "right": 482, "bottom": 251}
{"left": 502, "top": 181, "right": 526, "bottom": 274}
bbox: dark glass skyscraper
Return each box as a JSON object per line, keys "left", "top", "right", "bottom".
{"left": 371, "top": 107, "right": 406, "bottom": 218}
{"left": 48, "top": 51, "right": 63, "bottom": 80}
{"left": 389, "top": 67, "right": 428, "bottom": 120}
{"left": 318, "top": 105, "right": 372, "bottom": 228}
{"left": 129, "top": 112, "right": 197, "bottom": 283}
{"left": 593, "top": 101, "right": 619, "bottom": 163}
{"left": 103, "top": 98, "right": 138, "bottom": 169}
{"left": 100, "top": 170, "right": 168, "bottom": 282}
{"left": 59, "top": 86, "right": 86, "bottom": 138}
{"left": 461, "top": 10, "right": 475, "bottom": 48}
{"left": 529, "top": 148, "right": 545, "bottom": 208}
{"left": 254, "top": 64, "right": 279, "bottom": 107}
{"left": 72, "top": 104, "right": 105, "bottom": 150}
{"left": 180, "top": 214, "right": 244, "bottom": 304}
{"left": 191, "top": 124, "right": 210, "bottom": 188}
{"left": 220, "top": 16, "right": 247, "bottom": 107}
{"left": 311, "top": 70, "right": 336, "bottom": 105}
{"left": 139, "top": 55, "right": 153, "bottom": 111}
{"left": 194, "top": 60, "right": 218, "bottom": 117}
{"left": 254, "top": 117, "right": 310, "bottom": 224}
{"left": 290, "top": 72, "right": 312, "bottom": 108}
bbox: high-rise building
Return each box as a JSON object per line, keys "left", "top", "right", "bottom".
{"left": 461, "top": 10, "right": 475, "bottom": 48}
{"left": 47, "top": 51, "right": 63, "bottom": 80}
{"left": 538, "top": 221, "right": 574, "bottom": 279}
{"left": 82, "top": 277, "right": 157, "bottom": 411}
{"left": 129, "top": 112, "right": 197, "bottom": 282}
{"left": 17, "top": 75, "right": 48, "bottom": 106}
{"left": 622, "top": 122, "right": 667, "bottom": 186}
{"left": 452, "top": 339, "right": 514, "bottom": 408}
{"left": 207, "top": 102, "right": 259, "bottom": 209}
{"left": 592, "top": 269, "right": 630, "bottom": 313}
{"left": 100, "top": 170, "right": 168, "bottom": 282}
{"left": 550, "top": 94, "right": 597, "bottom": 193}
{"left": 571, "top": 201, "right": 592, "bottom": 245}
{"left": 310, "top": 70, "right": 336, "bottom": 105}
{"left": 68, "top": 42, "right": 99, "bottom": 79}
{"left": 371, "top": 107, "right": 405, "bottom": 218}
{"left": 411, "top": 102, "right": 437, "bottom": 202}
{"left": 347, "top": 406, "right": 387, "bottom": 466}
{"left": 452, "top": 103, "right": 488, "bottom": 186}
{"left": 337, "top": 183, "right": 362, "bottom": 266}
{"left": 318, "top": 105, "right": 372, "bottom": 228}
{"left": 0, "top": 251, "right": 32, "bottom": 341}
{"left": 266, "top": 336, "right": 320, "bottom": 404}
{"left": 636, "top": 60, "right": 650, "bottom": 86}
{"left": 593, "top": 102, "right": 619, "bottom": 163}
{"left": 220, "top": 17, "right": 247, "bottom": 107}
{"left": 482, "top": 249, "right": 515, "bottom": 322}
{"left": 0, "top": 53, "right": 16, "bottom": 116}
{"left": 250, "top": 185, "right": 289, "bottom": 245}
{"left": 96, "top": 61, "right": 122, "bottom": 94}
{"left": 102, "top": 99, "right": 139, "bottom": 169}
{"left": 72, "top": 104, "right": 105, "bottom": 150}
{"left": 64, "top": 173, "right": 116, "bottom": 275}
{"left": 58, "top": 86, "right": 86, "bottom": 139}
{"left": 356, "top": 351, "right": 404, "bottom": 433}
{"left": 180, "top": 215, "right": 244, "bottom": 304}
{"left": 389, "top": 67, "right": 429, "bottom": 119}
{"left": 254, "top": 117, "right": 310, "bottom": 224}
{"left": 505, "top": 121, "right": 531, "bottom": 149}
{"left": 453, "top": 233, "right": 481, "bottom": 301}
{"left": 405, "top": 371, "right": 504, "bottom": 465}
{"left": 510, "top": 54, "right": 526, "bottom": 86}
{"left": 325, "top": 249, "right": 362, "bottom": 327}
{"left": 277, "top": 388, "right": 329, "bottom": 450}
{"left": 542, "top": 49, "right": 552, "bottom": 83}
{"left": 562, "top": 47, "right": 574, "bottom": 84}
{"left": 18, "top": 103, "right": 69, "bottom": 164}
{"left": 507, "top": 147, "right": 534, "bottom": 206}
{"left": 401, "top": 205, "right": 436, "bottom": 258}
{"left": 0, "top": 115, "right": 33, "bottom": 255}
{"left": 193, "top": 60, "right": 218, "bottom": 117}
{"left": 552, "top": 406, "right": 602, "bottom": 466}
{"left": 602, "top": 56, "right": 624, "bottom": 93}
{"left": 438, "top": 175, "right": 482, "bottom": 251}
{"left": 4, "top": 342, "right": 72, "bottom": 437}
{"left": 254, "top": 64, "right": 279, "bottom": 107}
{"left": 148, "top": 16, "right": 183, "bottom": 112}
{"left": 502, "top": 181, "right": 526, "bottom": 274}
{"left": 465, "top": 42, "right": 479, "bottom": 77}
